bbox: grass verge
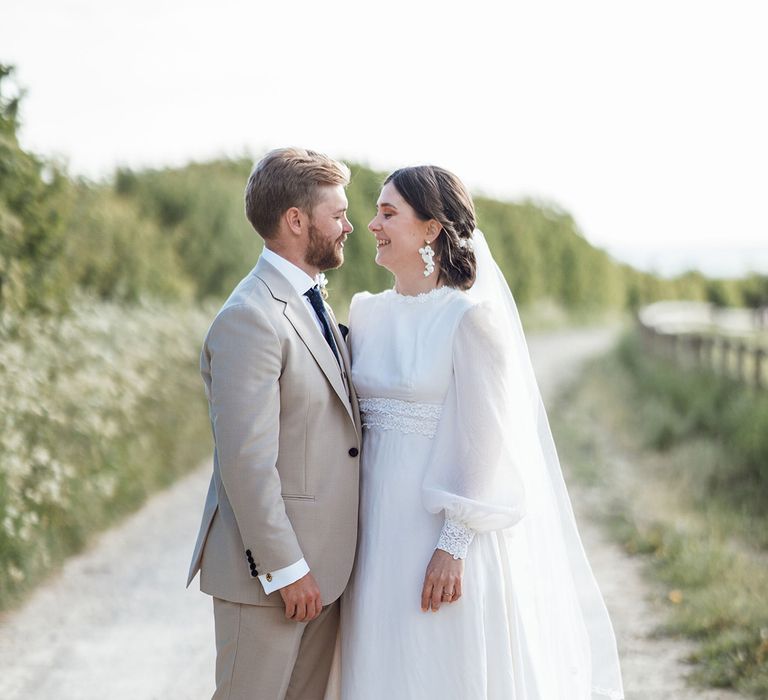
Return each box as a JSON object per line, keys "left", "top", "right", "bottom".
{"left": 551, "top": 331, "right": 768, "bottom": 698}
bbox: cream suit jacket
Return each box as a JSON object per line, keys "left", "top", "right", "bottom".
{"left": 187, "top": 256, "right": 361, "bottom": 606}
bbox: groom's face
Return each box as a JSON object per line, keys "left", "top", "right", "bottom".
{"left": 304, "top": 185, "right": 353, "bottom": 271}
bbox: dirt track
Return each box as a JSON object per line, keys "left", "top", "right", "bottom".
{"left": 0, "top": 327, "right": 743, "bottom": 699}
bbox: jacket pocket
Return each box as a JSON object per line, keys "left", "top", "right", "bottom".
{"left": 281, "top": 494, "right": 316, "bottom": 501}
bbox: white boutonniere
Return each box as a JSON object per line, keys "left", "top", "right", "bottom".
{"left": 315, "top": 272, "right": 329, "bottom": 300}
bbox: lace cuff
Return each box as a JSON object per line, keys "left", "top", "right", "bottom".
{"left": 436, "top": 517, "right": 475, "bottom": 559}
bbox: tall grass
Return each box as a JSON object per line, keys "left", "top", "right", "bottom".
{"left": 0, "top": 298, "right": 212, "bottom": 610}
{"left": 618, "top": 331, "right": 768, "bottom": 522}
{"left": 553, "top": 332, "right": 768, "bottom": 697}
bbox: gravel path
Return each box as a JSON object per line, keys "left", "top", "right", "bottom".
{"left": 0, "top": 326, "right": 743, "bottom": 699}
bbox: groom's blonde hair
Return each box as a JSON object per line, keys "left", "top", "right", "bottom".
{"left": 245, "top": 147, "right": 351, "bottom": 239}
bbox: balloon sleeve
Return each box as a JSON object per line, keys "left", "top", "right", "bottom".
{"left": 422, "top": 301, "right": 527, "bottom": 533}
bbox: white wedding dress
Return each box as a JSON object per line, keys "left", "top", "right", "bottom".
{"left": 327, "top": 258, "right": 624, "bottom": 699}
{"left": 338, "top": 286, "right": 528, "bottom": 699}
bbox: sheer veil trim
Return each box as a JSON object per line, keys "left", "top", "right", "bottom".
{"left": 466, "top": 230, "right": 624, "bottom": 700}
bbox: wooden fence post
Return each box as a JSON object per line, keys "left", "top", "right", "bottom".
{"left": 720, "top": 338, "right": 730, "bottom": 378}
{"left": 736, "top": 343, "right": 747, "bottom": 383}
{"left": 690, "top": 335, "right": 703, "bottom": 370}
{"left": 636, "top": 310, "right": 765, "bottom": 391}
{"left": 701, "top": 336, "right": 714, "bottom": 370}
{"left": 674, "top": 334, "right": 685, "bottom": 363}
{"left": 666, "top": 332, "right": 676, "bottom": 359}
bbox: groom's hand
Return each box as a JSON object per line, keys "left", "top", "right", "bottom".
{"left": 279, "top": 572, "right": 322, "bottom": 622}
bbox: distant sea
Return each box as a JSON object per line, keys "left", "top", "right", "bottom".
{"left": 605, "top": 244, "right": 768, "bottom": 279}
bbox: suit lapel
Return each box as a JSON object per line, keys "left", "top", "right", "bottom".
{"left": 254, "top": 258, "right": 354, "bottom": 423}
{"left": 327, "top": 305, "right": 362, "bottom": 439}
{"left": 326, "top": 306, "right": 350, "bottom": 390}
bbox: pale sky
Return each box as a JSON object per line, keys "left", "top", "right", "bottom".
{"left": 2, "top": 0, "right": 767, "bottom": 277}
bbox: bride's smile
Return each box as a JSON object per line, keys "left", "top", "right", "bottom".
{"left": 368, "top": 181, "right": 443, "bottom": 296}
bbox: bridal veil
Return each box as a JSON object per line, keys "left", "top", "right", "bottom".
{"left": 423, "top": 229, "right": 624, "bottom": 699}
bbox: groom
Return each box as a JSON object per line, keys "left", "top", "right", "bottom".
{"left": 187, "top": 148, "right": 361, "bottom": 700}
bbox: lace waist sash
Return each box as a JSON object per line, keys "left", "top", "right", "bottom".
{"left": 358, "top": 397, "right": 443, "bottom": 439}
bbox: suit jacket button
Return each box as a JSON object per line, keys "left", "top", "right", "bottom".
{"left": 348, "top": 447, "right": 359, "bottom": 457}
{"left": 266, "top": 573, "right": 273, "bottom": 582}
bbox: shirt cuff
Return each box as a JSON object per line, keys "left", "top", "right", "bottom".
{"left": 436, "top": 517, "right": 475, "bottom": 560}
{"left": 258, "top": 558, "right": 310, "bottom": 595}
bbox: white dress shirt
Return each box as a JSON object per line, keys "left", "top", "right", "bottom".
{"left": 256, "top": 247, "right": 322, "bottom": 594}
{"left": 261, "top": 247, "right": 324, "bottom": 333}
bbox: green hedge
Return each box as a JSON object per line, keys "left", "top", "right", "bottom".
{"left": 0, "top": 298, "right": 212, "bottom": 609}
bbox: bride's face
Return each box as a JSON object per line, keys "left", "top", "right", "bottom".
{"left": 369, "top": 182, "right": 432, "bottom": 277}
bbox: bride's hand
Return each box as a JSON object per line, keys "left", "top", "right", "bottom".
{"left": 421, "top": 549, "right": 464, "bottom": 612}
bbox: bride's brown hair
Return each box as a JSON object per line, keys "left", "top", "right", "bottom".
{"left": 384, "top": 166, "right": 477, "bottom": 290}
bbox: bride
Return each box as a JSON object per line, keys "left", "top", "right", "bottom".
{"left": 333, "top": 165, "right": 624, "bottom": 699}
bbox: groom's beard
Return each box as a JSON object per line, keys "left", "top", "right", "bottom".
{"left": 305, "top": 222, "right": 344, "bottom": 271}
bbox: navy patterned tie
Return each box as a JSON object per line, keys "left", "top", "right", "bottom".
{"left": 304, "top": 285, "right": 340, "bottom": 365}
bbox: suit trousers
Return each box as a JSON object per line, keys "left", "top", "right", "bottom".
{"left": 212, "top": 597, "right": 339, "bottom": 700}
